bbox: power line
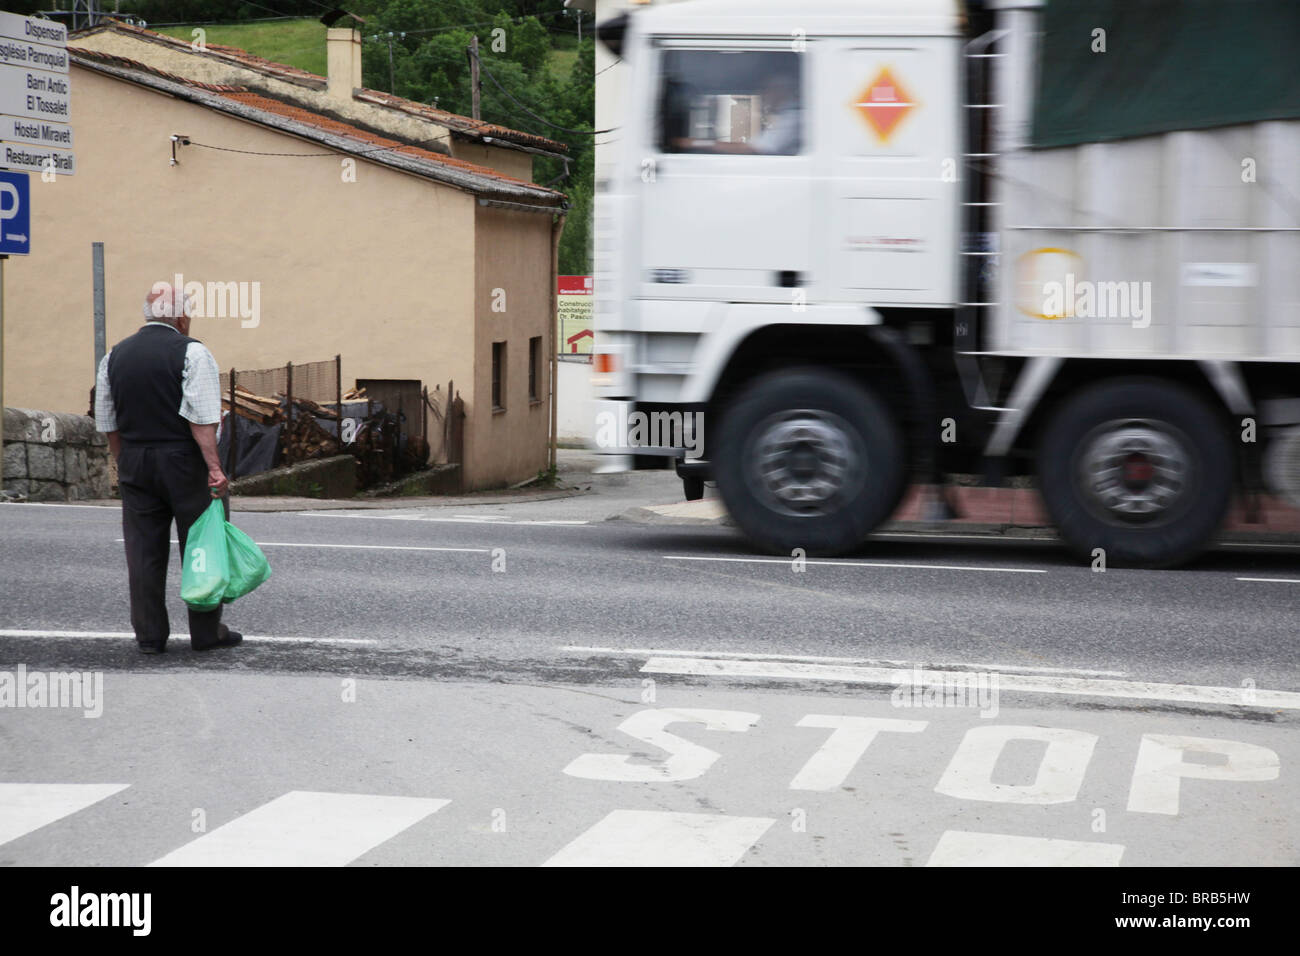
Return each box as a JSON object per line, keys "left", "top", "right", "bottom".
{"left": 234, "top": 0, "right": 305, "bottom": 21}
{"left": 185, "top": 138, "right": 423, "bottom": 158}
{"left": 144, "top": 16, "right": 303, "bottom": 28}
{"left": 475, "top": 50, "right": 611, "bottom": 135}
{"left": 478, "top": 83, "right": 591, "bottom": 155}
{"left": 363, "top": 8, "right": 570, "bottom": 43}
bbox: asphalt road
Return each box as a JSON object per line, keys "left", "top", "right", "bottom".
{"left": 0, "top": 492, "right": 1297, "bottom": 867}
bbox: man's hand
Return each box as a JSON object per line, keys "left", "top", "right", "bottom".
{"left": 207, "top": 467, "right": 229, "bottom": 497}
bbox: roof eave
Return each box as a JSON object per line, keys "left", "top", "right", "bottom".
{"left": 69, "top": 54, "right": 566, "bottom": 209}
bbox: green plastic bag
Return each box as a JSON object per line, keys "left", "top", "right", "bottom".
{"left": 179, "top": 499, "right": 272, "bottom": 609}
{"left": 224, "top": 522, "right": 272, "bottom": 602}
{"left": 180, "top": 499, "right": 230, "bottom": 611}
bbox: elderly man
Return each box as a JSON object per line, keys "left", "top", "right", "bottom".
{"left": 94, "top": 282, "right": 243, "bottom": 654}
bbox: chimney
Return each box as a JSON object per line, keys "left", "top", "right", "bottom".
{"left": 320, "top": 9, "right": 366, "bottom": 102}
{"left": 326, "top": 26, "right": 362, "bottom": 102}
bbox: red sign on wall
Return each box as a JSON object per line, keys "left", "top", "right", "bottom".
{"left": 557, "top": 275, "right": 593, "bottom": 355}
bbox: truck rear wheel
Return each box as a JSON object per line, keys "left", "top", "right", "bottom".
{"left": 715, "top": 368, "right": 905, "bottom": 556}
{"left": 1037, "top": 378, "right": 1233, "bottom": 568}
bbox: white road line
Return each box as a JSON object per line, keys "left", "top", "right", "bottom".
{"left": 1236, "top": 576, "right": 1300, "bottom": 584}
{"left": 663, "top": 555, "right": 1047, "bottom": 574}
{"left": 641, "top": 657, "right": 1300, "bottom": 710}
{"left": 296, "top": 511, "right": 588, "bottom": 526}
{"left": 0, "top": 630, "right": 378, "bottom": 646}
{"left": 1221, "top": 542, "right": 1300, "bottom": 550}
{"left": 423, "top": 517, "right": 589, "bottom": 525}
{"left": 0, "top": 783, "right": 130, "bottom": 847}
{"left": 872, "top": 532, "right": 1056, "bottom": 541}
{"left": 0, "top": 502, "right": 117, "bottom": 511}
{"left": 258, "top": 541, "right": 490, "bottom": 552}
{"left": 557, "top": 645, "right": 1127, "bottom": 678}
{"left": 148, "top": 791, "right": 449, "bottom": 867}
{"left": 541, "top": 810, "right": 774, "bottom": 867}
{"left": 114, "top": 538, "right": 488, "bottom": 553}
{"left": 927, "top": 831, "right": 1125, "bottom": 867}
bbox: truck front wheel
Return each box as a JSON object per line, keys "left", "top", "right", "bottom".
{"left": 1037, "top": 378, "right": 1233, "bottom": 568}
{"left": 715, "top": 368, "right": 906, "bottom": 555}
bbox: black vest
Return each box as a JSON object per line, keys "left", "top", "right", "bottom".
{"left": 106, "top": 324, "right": 201, "bottom": 445}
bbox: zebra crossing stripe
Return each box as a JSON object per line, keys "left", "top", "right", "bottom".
{"left": 926, "top": 830, "right": 1125, "bottom": 866}
{"left": 542, "top": 810, "right": 775, "bottom": 867}
{"left": 0, "top": 783, "right": 130, "bottom": 847}
{"left": 148, "top": 791, "right": 450, "bottom": 867}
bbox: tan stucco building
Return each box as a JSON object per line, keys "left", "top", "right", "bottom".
{"left": 4, "top": 21, "right": 567, "bottom": 490}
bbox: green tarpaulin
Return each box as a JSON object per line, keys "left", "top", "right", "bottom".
{"left": 1031, "top": 0, "right": 1300, "bottom": 147}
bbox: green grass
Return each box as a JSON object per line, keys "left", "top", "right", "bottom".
{"left": 547, "top": 47, "right": 577, "bottom": 79}
{"left": 153, "top": 18, "right": 328, "bottom": 77}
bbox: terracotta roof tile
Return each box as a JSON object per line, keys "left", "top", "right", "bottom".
{"left": 352, "top": 88, "right": 564, "bottom": 152}
{"left": 67, "top": 47, "right": 565, "bottom": 202}
{"left": 216, "top": 89, "right": 548, "bottom": 188}
{"left": 72, "top": 18, "right": 565, "bottom": 153}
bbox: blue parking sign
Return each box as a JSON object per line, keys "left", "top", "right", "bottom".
{"left": 0, "top": 170, "right": 30, "bottom": 255}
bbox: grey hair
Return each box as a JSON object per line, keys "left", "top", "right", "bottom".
{"left": 144, "top": 282, "right": 193, "bottom": 321}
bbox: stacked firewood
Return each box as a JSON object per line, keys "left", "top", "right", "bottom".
{"left": 222, "top": 385, "right": 347, "bottom": 463}
{"left": 281, "top": 409, "right": 341, "bottom": 462}
{"left": 282, "top": 397, "right": 340, "bottom": 463}
{"left": 222, "top": 386, "right": 284, "bottom": 425}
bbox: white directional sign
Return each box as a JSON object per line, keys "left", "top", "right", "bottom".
{"left": 0, "top": 10, "right": 71, "bottom": 177}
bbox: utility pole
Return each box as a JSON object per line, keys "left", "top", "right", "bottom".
{"left": 92, "top": 242, "right": 106, "bottom": 372}
{"left": 385, "top": 33, "right": 396, "bottom": 93}
{"left": 0, "top": 254, "right": 5, "bottom": 493}
{"left": 468, "top": 34, "right": 480, "bottom": 121}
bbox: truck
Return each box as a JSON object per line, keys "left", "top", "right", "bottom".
{"left": 589, "top": 0, "right": 1300, "bottom": 567}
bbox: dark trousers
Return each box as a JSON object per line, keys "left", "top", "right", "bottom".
{"left": 118, "top": 442, "right": 229, "bottom": 649}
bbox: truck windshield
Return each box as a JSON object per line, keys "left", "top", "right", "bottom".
{"left": 656, "top": 49, "right": 803, "bottom": 156}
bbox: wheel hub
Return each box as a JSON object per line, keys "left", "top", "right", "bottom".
{"left": 748, "top": 409, "right": 865, "bottom": 517}
{"left": 1079, "top": 420, "right": 1191, "bottom": 521}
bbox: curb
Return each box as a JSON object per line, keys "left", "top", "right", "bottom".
{"left": 616, "top": 503, "right": 734, "bottom": 527}
{"left": 616, "top": 501, "right": 1300, "bottom": 546}
{"left": 228, "top": 485, "right": 588, "bottom": 512}
{"left": 20, "top": 485, "right": 590, "bottom": 513}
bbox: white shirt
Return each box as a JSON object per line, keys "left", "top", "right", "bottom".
{"left": 94, "top": 322, "right": 223, "bottom": 433}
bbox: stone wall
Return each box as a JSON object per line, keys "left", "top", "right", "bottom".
{"left": 229, "top": 454, "right": 357, "bottom": 499}
{"left": 2, "top": 408, "right": 113, "bottom": 501}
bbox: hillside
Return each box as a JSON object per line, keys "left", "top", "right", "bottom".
{"left": 154, "top": 18, "right": 578, "bottom": 93}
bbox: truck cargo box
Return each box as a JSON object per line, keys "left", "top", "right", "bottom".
{"left": 989, "top": 0, "right": 1300, "bottom": 360}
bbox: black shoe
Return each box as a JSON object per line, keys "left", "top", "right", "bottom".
{"left": 139, "top": 642, "right": 166, "bottom": 655}
{"left": 194, "top": 627, "right": 243, "bottom": 652}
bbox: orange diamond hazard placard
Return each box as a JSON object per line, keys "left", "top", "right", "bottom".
{"left": 854, "top": 67, "right": 915, "bottom": 141}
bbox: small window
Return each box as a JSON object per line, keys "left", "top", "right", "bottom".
{"left": 658, "top": 50, "right": 803, "bottom": 155}
{"left": 492, "top": 341, "right": 506, "bottom": 411}
{"left": 529, "top": 336, "right": 542, "bottom": 402}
